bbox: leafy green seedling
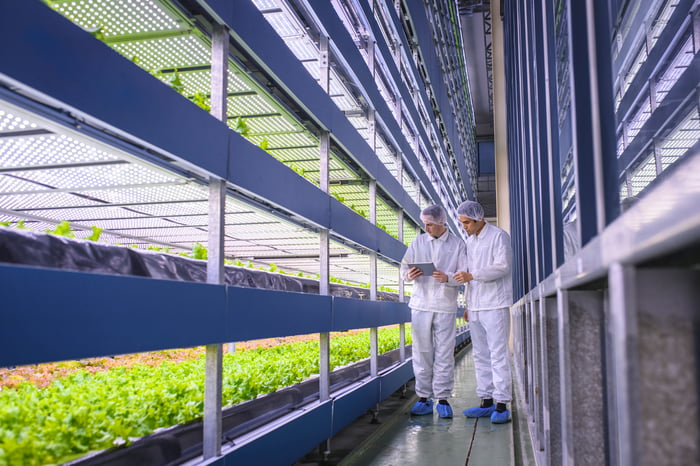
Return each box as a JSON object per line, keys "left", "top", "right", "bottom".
{"left": 191, "top": 242, "right": 208, "bottom": 260}
{"left": 46, "top": 221, "right": 75, "bottom": 238}
{"left": 233, "top": 117, "right": 249, "bottom": 136}
{"left": 191, "top": 92, "right": 210, "bottom": 112}
{"left": 86, "top": 226, "right": 102, "bottom": 242}
{"left": 165, "top": 70, "right": 184, "bottom": 93}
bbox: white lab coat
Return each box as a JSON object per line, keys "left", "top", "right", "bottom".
{"left": 464, "top": 222, "right": 512, "bottom": 311}
{"left": 401, "top": 229, "right": 467, "bottom": 399}
{"left": 400, "top": 230, "right": 467, "bottom": 313}
{"left": 464, "top": 221, "right": 513, "bottom": 403}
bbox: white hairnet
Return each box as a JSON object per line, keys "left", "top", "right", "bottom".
{"left": 420, "top": 205, "right": 447, "bottom": 225}
{"left": 457, "top": 200, "right": 484, "bottom": 221}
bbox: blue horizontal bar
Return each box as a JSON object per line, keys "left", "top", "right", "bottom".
{"left": 0, "top": 262, "right": 418, "bottom": 367}
{"left": 227, "top": 287, "right": 332, "bottom": 341}
{"left": 331, "top": 378, "right": 381, "bottom": 436}
{"left": 0, "top": 264, "right": 227, "bottom": 367}
{"left": 227, "top": 137, "right": 331, "bottom": 228}
{"left": 220, "top": 400, "right": 333, "bottom": 465}
{"left": 332, "top": 298, "right": 411, "bottom": 331}
{"left": 379, "top": 361, "right": 414, "bottom": 399}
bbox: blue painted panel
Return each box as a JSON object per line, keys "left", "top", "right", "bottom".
{"left": 478, "top": 142, "right": 496, "bottom": 175}
{"left": 569, "top": 0, "right": 619, "bottom": 242}
{"left": 227, "top": 135, "right": 331, "bottom": 228}
{"left": 329, "top": 197, "right": 378, "bottom": 252}
{"left": 332, "top": 298, "right": 410, "bottom": 331}
{"left": 0, "top": 264, "right": 227, "bottom": 367}
{"left": 376, "top": 230, "right": 406, "bottom": 263}
{"left": 379, "top": 362, "right": 414, "bottom": 399}
{"left": 227, "top": 287, "right": 331, "bottom": 341}
{"left": 0, "top": 1, "right": 229, "bottom": 179}
{"left": 222, "top": 401, "right": 333, "bottom": 465}
{"left": 331, "top": 378, "right": 381, "bottom": 436}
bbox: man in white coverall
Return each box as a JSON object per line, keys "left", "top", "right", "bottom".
{"left": 453, "top": 200, "right": 513, "bottom": 424}
{"left": 401, "top": 205, "right": 467, "bottom": 418}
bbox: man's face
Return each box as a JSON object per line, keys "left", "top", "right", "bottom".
{"left": 424, "top": 221, "right": 447, "bottom": 238}
{"left": 459, "top": 216, "right": 484, "bottom": 236}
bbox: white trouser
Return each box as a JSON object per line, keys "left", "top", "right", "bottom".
{"left": 411, "top": 309, "right": 456, "bottom": 399}
{"left": 470, "top": 307, "right": 512, "bottom": 403}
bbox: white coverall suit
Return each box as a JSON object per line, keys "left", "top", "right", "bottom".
{"left": 401, "top": 230, "right": 467, "bottom": 399}
{"left": 465, "top": 222, "right": 513, "bottom": 403}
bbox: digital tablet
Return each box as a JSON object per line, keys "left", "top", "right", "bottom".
{"left": 408, "top": 262, "right": 436, "bottom": 276}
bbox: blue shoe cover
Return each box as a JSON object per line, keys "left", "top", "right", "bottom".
{"left": 463, "top": 405, "right": 495, "bottom": 418}
{"left": 410, "top": 399, "right": 434, "bottom": 415}
{"left": 491, "top": 409, "right": 511, "bottom": 423}
{"left": 436, "top": 403, "right": 453, "bottom": 418}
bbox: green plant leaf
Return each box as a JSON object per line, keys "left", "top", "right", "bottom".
{"left": 190, "top": 92, "right": 210, "bottom": 112}
{"left": 191, "top": 242, "right": 208, "bottom": 260}
{"left": 46, "top": 221, "right": 75, "bottom": 238}
{"left": 86, "top": 226, "right": 102, "bottom": 242}
{"left": 233, "top": 117, "right": 249, "bottom": 136}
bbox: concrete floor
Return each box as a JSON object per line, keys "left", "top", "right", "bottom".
{"left": 297, "top": 346, "right": 517, "bottom": 466}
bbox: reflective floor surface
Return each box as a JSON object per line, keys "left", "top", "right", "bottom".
{"left": 340, "top": 347, "right": 515, "bottom": 466}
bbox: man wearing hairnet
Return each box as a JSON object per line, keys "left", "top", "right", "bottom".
{"left": 400, "top": 205, "right": 467, "bottom": 418}
{"left": 453, "top": 200, "right": 513, "bottom": 424}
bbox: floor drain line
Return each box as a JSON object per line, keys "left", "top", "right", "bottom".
{"left": 465, "top": 418, "right": 479, "bottom": 465}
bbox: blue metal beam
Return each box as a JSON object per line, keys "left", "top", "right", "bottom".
{"left": 215, "top": 401, "right": 334, "bottom": 465}
{"left": 568, "top": 0, "right": 619, "bottom": 245}
{"left": 331, "top": 378, "right": 381, "bottom": 436}
{"left": 332, "top": 298, "right": 410, "bottom": 331}
{"left": 227, "top": 287, "right": 332, "bottom": 341}
{"left": 0, "top": 264, "right": 227, "bottom": 367}
{"left": 306, "top": 1, "right": 448, "bottom": 221}
{"left": 617, "top": 60, "right": 700, "bottom": 172}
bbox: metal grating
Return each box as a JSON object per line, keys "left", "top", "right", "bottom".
{"left": 47, "top": 0, "right": 186, "bottom": 38}
{"left": 659, "top": 106, "right": 699, "bottom": 171}
{"left": 629, "top": 150, "right": 657, "bottom": 196}
{"left": 655, "top": 35, "right": 694, "bottom": 106}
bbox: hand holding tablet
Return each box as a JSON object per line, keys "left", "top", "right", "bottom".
{"left": 408, "top": 262, "right": 436, "bottom": 276}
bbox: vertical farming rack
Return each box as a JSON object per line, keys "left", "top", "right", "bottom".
{"left": 0, "top": 0, "right": 475, "bottom": 464}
